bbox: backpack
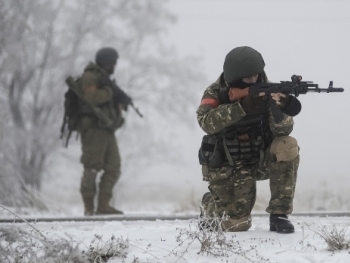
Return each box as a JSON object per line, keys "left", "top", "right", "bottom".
{"left": 60, "top": 77, "right": 82, "bottom": 147}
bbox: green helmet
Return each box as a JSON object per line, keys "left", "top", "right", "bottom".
{"left": 223, "top": 46, "right": 265, "bottom": 84}
{"left": 95, "top": 47, "right": 119, "bottom": 66}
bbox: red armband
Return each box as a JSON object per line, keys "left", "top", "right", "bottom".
{"left": 200, "top": 98, "right": 220, "bottom": 108}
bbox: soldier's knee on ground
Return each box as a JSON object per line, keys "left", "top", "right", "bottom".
{"left": 221, "top": 215, "right": 252, "bottom": 232}
{"left": 270, "top": 136, "right": 299, "bottom": 162}
{"left": 201, "top": 192, "right": 213, "bottom": 207}
{"left": 200, "top": 192, "right": 214, "bottom": 216}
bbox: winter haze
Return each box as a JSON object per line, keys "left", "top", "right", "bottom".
{"left": 161, "top": 0, "right": 350, "bottom": 213}
{"left": 0, "top": 0, "right": 349, "bottom": 216}
{"left": 166, "top": 0, "right": 350, "bottom": 179}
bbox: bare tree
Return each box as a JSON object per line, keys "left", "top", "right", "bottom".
{"left": 0, "top": 0, "right": 67, "bottom": 206}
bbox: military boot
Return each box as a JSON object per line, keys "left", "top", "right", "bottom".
{"left": 270, "top": 214, "right": 295, "bottom": 233}
{"left": 96, "top": 193, "right": 123, "bottom": 215}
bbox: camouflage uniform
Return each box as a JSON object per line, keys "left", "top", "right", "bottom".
{"left": 78, "top": 62, "right": 124, "bottom": 215}
{"left": 197, "top": 73, "right": 300, "bottom": 231}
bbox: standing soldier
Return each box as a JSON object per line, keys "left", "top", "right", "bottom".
{"left": 78, "top": 47, "right": 131, "bottom": 215}
{"left": 197, "top": 46, "right": 301, "bottom": 233}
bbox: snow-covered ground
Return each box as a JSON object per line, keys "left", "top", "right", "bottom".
{"left": 1, "top": 214, "right": 349, "bottom": 262}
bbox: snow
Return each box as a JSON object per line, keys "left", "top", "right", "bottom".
{"left": 1, "top": 214, "right": 349, "bottom": 262}
{"left": 1, "top": 1, "right": 350, "bottom": 262}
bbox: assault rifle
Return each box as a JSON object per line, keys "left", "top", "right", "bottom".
{"left": 249, "top": 75, "right": 344, "bottom": 123}
{"left": 110, "top": 79, "right": 143, "bottom": 118}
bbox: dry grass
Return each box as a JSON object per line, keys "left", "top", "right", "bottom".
{"left": 0, "top": 225, "right": 132, "bottom": 263}
{"left": 169, "top": 212, "right": 268, "bottom": 262}
{"left": 83, "top": 234, "right": 129, "bottom": 263}
{"left": 0, "top": 226, "right": 84, "bottom": 263}
{"left": 306, "top": 221, "right": 350, "bottom": 252}
{"left": 0, "top": 205, "right": 130, "bottom": 263}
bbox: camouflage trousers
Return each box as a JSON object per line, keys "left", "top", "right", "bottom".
{"left": 80, "top": 126, "right": 121, "bottom": 197}
{"left": 201, "top": 136, "right": 299, "bottom": 219}
{"left": 80, "top": 126, "right": 121, "bottom": 172}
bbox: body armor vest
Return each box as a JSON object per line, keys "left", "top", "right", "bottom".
{"left": 199, "top": 112, "right": 272, "bottom": 168}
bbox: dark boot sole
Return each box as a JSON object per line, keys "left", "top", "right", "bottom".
{"left": 270, "top": 224, "right": 295, "bottom": 233}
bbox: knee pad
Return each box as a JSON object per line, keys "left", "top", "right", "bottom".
{"left": 270, "top": 136, "right": 299, "bottom": 162}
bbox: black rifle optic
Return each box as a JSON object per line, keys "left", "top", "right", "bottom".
{"left": 249, "top": 75, "right": 344, "bottom": 123}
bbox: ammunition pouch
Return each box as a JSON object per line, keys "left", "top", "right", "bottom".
{"left": 198, "top": 135, "right": 224, "bottom": 168}
{"left": 199, "top": 114, "right": 272, "bottom": 168}
{"left": 199, "top": 131, "right": 265, "bottom": 168}
{"left": 223, "top": 134, "right": 264, "bottom": 165}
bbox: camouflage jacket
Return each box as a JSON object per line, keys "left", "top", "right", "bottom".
{"left": 196, "top": 73, "right": 294, "bottom": 138}
{"left": 78, "top": 62, "right": 123, "bottom": 132}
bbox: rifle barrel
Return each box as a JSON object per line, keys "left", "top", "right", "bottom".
{"left": 307, "top": 87, "right": 344, "bottom": 93}
{"left": 130, "top": 103, "right": 143, "bottom": 118}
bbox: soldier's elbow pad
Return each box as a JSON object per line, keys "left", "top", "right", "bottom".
{"left": 270, "top": 136, "right": 299, "bottom": 162}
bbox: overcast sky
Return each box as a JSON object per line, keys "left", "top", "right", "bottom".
{"left": 165, "top": 0, "right": 350, "bottom": 189}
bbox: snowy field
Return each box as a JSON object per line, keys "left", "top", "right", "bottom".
{"left": 1, "top": 215, "right": 349, "bottom": 263}
{"left": 1, "top": 1, "right": 349, "bottom": 262}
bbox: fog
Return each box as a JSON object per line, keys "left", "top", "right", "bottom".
{"left": 46, "top": 0, "right": 350, "bottom": 214}
{"left": 165, "top": 0, "right": 350, "bottom": 192}
{"left": 14, "top": 0, "right": 350, "bottom": 215}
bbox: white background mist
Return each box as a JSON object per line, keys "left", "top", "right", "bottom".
{"left": 164, "top": 0, "right": 350, "bottom": 198}
{"left": 44, "top": 0, "right": 350, "bottom": 215}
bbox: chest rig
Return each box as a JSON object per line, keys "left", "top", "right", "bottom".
{"left": 199, "top": 112, "right": 272, "bottom": 168}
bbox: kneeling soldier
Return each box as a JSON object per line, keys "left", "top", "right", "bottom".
{"left": 197, "top": 46, "right": 300, "bottom": 233}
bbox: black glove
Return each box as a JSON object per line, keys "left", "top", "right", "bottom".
{"left": 240, "top": 95, "right": 268, "bottom": 115}
{"left": 279, "top": 95, "right": 302, "bottom": 116}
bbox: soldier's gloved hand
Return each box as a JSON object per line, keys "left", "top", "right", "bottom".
{"left": 240, "top": 95, "right": 268, "bottom": 115}
{"left": 271, "top": 93, "right": 301, "bottom": 116}
{"left": 271, "top": 93, "right": 287, "bottom": 106}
